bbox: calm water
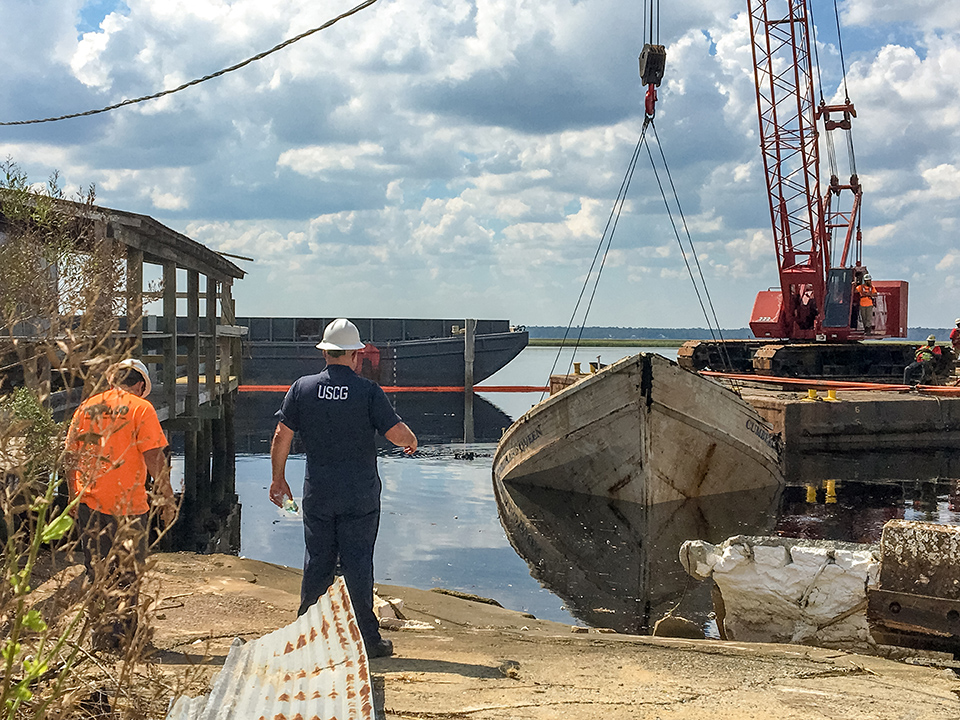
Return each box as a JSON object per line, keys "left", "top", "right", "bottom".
{"left": 226, "top": 346, "right": 666, "bottom": 626}
{"left": 178, "top": 345, "right": 960, "bottom": 631}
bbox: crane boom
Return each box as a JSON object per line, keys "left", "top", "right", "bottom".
{"left": 745, "top": 0, "right": 906, "bottom": 341}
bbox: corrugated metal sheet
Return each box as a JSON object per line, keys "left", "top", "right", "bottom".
{"left": 167, "top": 575, "right": 373, "bottom": 720}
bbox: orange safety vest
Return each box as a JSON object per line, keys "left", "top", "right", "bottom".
{"left": 856, "top": 284, "right": 877, "bottom": 307}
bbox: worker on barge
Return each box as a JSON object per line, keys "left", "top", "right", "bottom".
{"left": 268, "top": 318, "right": 417, "bottom": 659}
{"left": 903, "top": 335, "right": 941, "bottom": 387}
{"left": 855, "top": 274, "right": 877, "bottom": 334}
{"left": 951, "top": 319, "right": 960, "bottom": 356}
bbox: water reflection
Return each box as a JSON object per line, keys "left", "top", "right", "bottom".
{"left": 494, "top": 451, "right": 960, "bottom": 634}
{"left": 493, "top": 478, "right": 782, "bottom": 634}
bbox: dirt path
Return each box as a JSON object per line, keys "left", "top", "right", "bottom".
{"left": 140, "top": 553, "right": 960, "bottom": 719}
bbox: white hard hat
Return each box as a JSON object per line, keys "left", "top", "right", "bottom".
{"left": 863, "top": 274, "right": 871, "bottom": 281}
{"left": 316, "top": 318, "right": 365, "bottom": 351}
{"left": 110, "top": 358, "right": 152, "bottom": 396}
{"left": 955, "top": 318, "right": 960, "bottom": 325}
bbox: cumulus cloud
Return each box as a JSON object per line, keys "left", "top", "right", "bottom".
{"left": 0, "top": 0, "right": 957, "bottom": 326}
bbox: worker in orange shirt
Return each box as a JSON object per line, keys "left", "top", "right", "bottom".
{"left": 66, "top": 358, "right": 175, "bottom": 650}
{"left": 855, "top": 274, "right": 878, "bottom": 333}
{"left": 951, "top": 318, "right": 960, "bottom": 355}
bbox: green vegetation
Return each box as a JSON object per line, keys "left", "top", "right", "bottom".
{"left": 528, "top": 338, "right": 689, "bottom": 348}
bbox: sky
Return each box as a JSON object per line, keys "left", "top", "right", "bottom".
{"left": 0, "top": 0, "right": 958, "bottom": 329}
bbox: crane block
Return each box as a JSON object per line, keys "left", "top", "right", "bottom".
{"left": 638, "top": 44, "right": 667, "bottom": 87}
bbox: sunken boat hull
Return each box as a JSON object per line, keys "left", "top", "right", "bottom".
{"left": 492, "top": 353, "right": 784, "bottom": 505}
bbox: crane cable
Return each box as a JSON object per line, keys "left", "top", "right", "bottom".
{"left": 648, "top": 123, "right": 735, "bottom": 375}
{"left": 810, "top": 0, "right": 861, "bottom": 267}
{"left": 542, "top": 122, "right": 651, "bottom": 397}
{"left": 542, "top": 114, "right": 736, "bottom": 399}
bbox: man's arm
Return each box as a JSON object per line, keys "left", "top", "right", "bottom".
{"left": 144, "top": 446, "right": 175, "bottom": 526}
{"left": 269, "top": 421, "right": 295, "bottom": 507}
{"left": 384, "top": 422, "right": 417, "bottom": 455}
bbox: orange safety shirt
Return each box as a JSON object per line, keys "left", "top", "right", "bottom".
{"left": 856, "top": 284, "right": 877, "bottom": 307}
{"left": 67, "top": 387, "right": 167, "bottom": 516}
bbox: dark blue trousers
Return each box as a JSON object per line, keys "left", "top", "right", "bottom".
{"left": 298, "top": 504, "right": 382, "bottom": 648}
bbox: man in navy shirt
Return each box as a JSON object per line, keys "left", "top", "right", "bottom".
{"left": 269, "top": 318, "right": 417, "bottom": 658}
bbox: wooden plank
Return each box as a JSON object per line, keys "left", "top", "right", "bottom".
{"left": 216, "top": 324, "right": 247, "bottom": 337}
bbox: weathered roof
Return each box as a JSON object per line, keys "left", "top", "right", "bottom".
{"left": 166, "top": 576, "right": 372, "bottom": 720}
{"left": 0, "top": 190, "right": 244, "bottom": 281}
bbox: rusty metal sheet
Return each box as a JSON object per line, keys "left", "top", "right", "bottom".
{"left": 878, "top": 520, "right": 960, "bottom": 599}
{"left": 166, "top": 575, "right": 372, "bottom": 720}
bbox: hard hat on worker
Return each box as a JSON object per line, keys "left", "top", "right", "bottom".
{"left": 110, "top": 358, "right": 152, "bottom": 396}
{"left": 955, "top": 318, "right": 960, "bottom": 325}
{"left": 927, "top": 335, "right": 937, "bottom": 343}
{"left": 316, "top": 318, "right": 365, "bottom": 351}
{"left": 863, "top": 274, "right": 872, "bottom": 282}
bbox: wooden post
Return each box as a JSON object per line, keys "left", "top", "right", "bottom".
{"left": 211, "top": 408, "right": 227, "bottom": 508}
{"left": 162, "top": 261, "right": 178, "bottom": 416}
{"left": 205, "top": 276, "right": 217, "bottom": 403}
{"left": 182, "top": 426, "right": 197, "bottom": 549}
{"left": 219, "top": 282, "right": 236, "bottom": 393}
{"left": 186, "top": 270, "right": 200, "bottom": 412}
{"left": 196, "top": 418, "right": 212, "bottom": 531}
{"left": 223, "top": 389, "right": 236, "bottom": 496}
{"left": 464, "top": 318, "right": 476, "bottom": 443}
{"left": 126, "top": 245, "right": 144, "bottom": 359}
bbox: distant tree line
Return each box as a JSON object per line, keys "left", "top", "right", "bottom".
{"left": 527, "top": 326, "right": 953, "bottom": 342}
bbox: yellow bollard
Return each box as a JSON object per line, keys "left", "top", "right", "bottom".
{"left": 825, "top": 479, "right": 837, "bottom": 504}
{"left": 802, "top": 388, "right": 819, "bottom": 401}
{"left": 573, "top": 362, "right": 582, "bottom": 374}
{"left": 806, "top": 484, "right": 817, "bottom": 503}
{"left": 824, "top": 388, "right": 840, "bottom": 402}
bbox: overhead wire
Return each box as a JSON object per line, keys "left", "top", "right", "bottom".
{"left": 0, "top": 0, "right": 380, "bottom": 126}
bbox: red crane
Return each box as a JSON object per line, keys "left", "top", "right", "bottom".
{"left": 745, "top": 0, "right": 908, "bottom": 342}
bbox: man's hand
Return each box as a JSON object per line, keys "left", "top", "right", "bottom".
{"left": 385, "top": 422, "right": 418, "bottom": 455}
{"left": 270, "top": 422, "right": 296, "bottom": 507}
{"left": 269, "top": 477, "right": 293, "bottom": 508}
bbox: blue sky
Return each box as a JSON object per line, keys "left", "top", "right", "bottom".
{"left": 1, "top": 0, "right": 958, "bottom": 329}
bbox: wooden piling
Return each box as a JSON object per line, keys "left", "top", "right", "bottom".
{"left": 464, "top": 318, "right": 476, "bottom": 443}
